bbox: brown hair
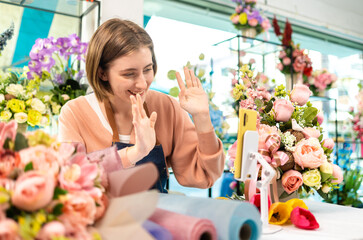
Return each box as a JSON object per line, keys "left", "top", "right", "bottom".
{"left": 86, "top": 18, "right": 157, "bottom": 101}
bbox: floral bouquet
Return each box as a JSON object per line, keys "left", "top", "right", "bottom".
{"left": 304, "top": 69, "right": 337, "bottom": 96}
{"left": 0, "top": 120, "right": 107, "bottom": 239}
{"left": 350, "top": 86, "right": 363, "bottom": 151}
{"left": 229, "top": 0, "right": 271, "bottom": 37}
{"left": 228, "top": 64, "right": 343, "bottom": 201}
{"left": 272, "top": 17, "right": 313, "bottom": 80}
{"left": 0, "top": 23, "right": 14, "bottom": 56}
{"left": 26, "top": 34, "right": 88, "bottom": 110}
{"left": 0, "top": 71, "right": 51, "bottom": 129}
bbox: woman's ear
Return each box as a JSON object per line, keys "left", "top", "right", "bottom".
{"left": 98, "top": 67, "right": 108, "bottom": 81}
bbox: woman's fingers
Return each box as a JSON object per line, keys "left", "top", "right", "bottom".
{"left": 183, "top": 66, "right": 193, "bottom": 88}
{"left": 189, "top": 69, "right": 197, "bottom": 87}
{"left": 149, "top": 112, "right": 157, "bottom": 128}
{"left": 196, "top": 77, "right": 202, "bottom": 88}
{"left": 176, "top": 71, "right": 186, "bottom": 93}
{"left": 136, "top": 94, "right": 146, "bottom": 118}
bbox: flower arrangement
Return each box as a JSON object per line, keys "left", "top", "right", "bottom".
{"left": 167, "top": 53, "right": 230, "bottom": 140}
{"left": 229, "top": 0, "right": 271, "bottom": 37}
{"left": 0, "top": 71, "right": 51, "bottom": 129}
{"left": 0, "top": 120, "right": 106, "bottom": 239}
{"left": 304, "top": 69, "right": 337, "bottom": 96}
{"left": 0, "top": 23, "right": 14, "bottom": 56}
{"left": 273, "top": 17, "right": 313, "bottom": 78}
{"left": 228, "top": 64, "right": 343, "bottom": 200}
{"left": 26, "top": 34, "right": 88, "bottom": 110}
{"left": 351, "top": 86, "right": 363, "bottom": 140}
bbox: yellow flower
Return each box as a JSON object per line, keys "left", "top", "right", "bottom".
{"left": 0, "top": 110, "right": 12, "bottom": 121}
{"left": 268, "top": 202, "right": 292, "bottom": 225}
{"left": 7, "top": 99, "right": 26, "bottom": 113}
{"left": 241, "top": 64, "right": 249, "bottom": 73}
{"left": 303, "top": 169, "right": 321, "bottom": 188}
{"left": 247, "top": 70, "right": 253, "bottom": 78}
{"left": 286, "top": 198, "right": 308, "bottom": 210}
{"left": 239, "top": 13, "right": 248, "bottom": 25}
{"left": 27, "top": 109, "right": 42, "bottom": 126}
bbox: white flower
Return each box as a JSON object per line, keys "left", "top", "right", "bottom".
{"left": 39, "top": 116, "right": 50, "bottom": 127}
{"left": 5, "top": 84, "right": 25, "bottom": 97}
{"left": 321, "top": 184, "right": 331, "bottom": 193}
{"left": 14, "top": 112, "right": 28, "bottom": 123}
{"left": 31, "top": 98, "right": 46, "bottom": 114}
{"left": 0, "top": 94, "right": 4, "bottom": 102}
{"left": 52, "top": 104, "right": 61, "bottom": 115}
{"left": 61, "top": 94, "right": 70, "bottom": 101}
{"left": 43, "top": 95, "right": 50, "bottom": 102}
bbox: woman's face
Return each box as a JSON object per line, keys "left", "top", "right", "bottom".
{"left": 103, "top": 47, "right": 154, "bottom": 103}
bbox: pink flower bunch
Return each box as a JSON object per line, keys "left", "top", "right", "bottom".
{"left": 0, "top": 120, "right": 107, "bottom": 240}
{"left": 229, "top": 0, "right": 271, "bottom": 36}
{"left": 277, "top": 44, "right": 313, "bottom": 77}
{"left": 304, "top": 68, "right": 337, "bottom": 95}
{"left": 228, "top": 80, "right": 343, "bottom": 199}
{"left": 351, "top": 89, "right": 363, "bottom": 138}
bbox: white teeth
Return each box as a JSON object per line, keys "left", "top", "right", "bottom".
{"left": 129, "top": 91, "right": 143, "bottom": 95}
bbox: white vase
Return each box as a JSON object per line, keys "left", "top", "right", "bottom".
{"left": 284, "top": 73, "right": 301, "bottom": 91}
{"left": 241, "top": 28, "right": 257, "bottom": 40}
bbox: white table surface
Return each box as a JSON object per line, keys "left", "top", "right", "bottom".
{"left": 261, "top": 200, "right": 363, "bottom": 240}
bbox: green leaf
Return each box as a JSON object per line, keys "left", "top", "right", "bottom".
{"left": 24, "top": 162, "right": 33, "bottom": 172}
{"left": 255, "top": 98, "right": 263, "bottom": 108}
{"left": 320, "top": 172, "right": 332, "bottom": 182}
{"left": 318, "top": 134, "right": 323, "bottom": 142}
{"left": 53, "top": 187, "right": 68, "bottom": 200}
{"left": 167, "top": 70, "right": 177, "bottom": 80}
{"left": 317, "top": 189, "right": 329, "bottom": 200}
{"left": 264, "top": 99, "right": 274, "bottom": 113}
{"left": 3, "top": 138, "right": 11, "bottom": 149}
{"left": 14, "top": 133, "right": 28, "bottom": 151}
{"left": 302, "top": 107, "right": 318, "bottom": 123}
{"left": 279, "top": 190, "right": 293, "bottom": 199}
{"left": 52, "top": 203, "right": 64, "bottom": 216}
{"left": 169, "top": 87, "right": 180, "bottom": 97}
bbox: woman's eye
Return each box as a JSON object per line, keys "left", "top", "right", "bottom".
{"left": 144, "top": 68, "right": 152, "bottom": 72}
{"left": 123, "top": 73, "right": 135, "bottom": 77}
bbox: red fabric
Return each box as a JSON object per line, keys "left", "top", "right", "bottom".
{"left": 149, "top": 208, "right": 217, "bottom": 240}
{"left": 290, "top": 207, "right": 319, "bottom": 230}
{"left": 249, "top": 193, "right": 271, "bottom": 213}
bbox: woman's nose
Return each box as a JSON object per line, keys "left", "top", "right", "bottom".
{"left": 135, "top": 74, "right": 148, "bottom": 89}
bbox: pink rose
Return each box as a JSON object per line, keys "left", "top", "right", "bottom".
{"left": 282, "top": 57, "right": 291, "bottom": 66}
{"left": 273, "top": 99, "right": 294, "bottom": 122}
{"left": 293, "top": 56, "right": 306, "bottom": 73}
{"left": 261, "top": 19, "right": 271, "bottom": 30}
{"left": 232, "top": 15, "right": 240, "bottom": 24}
{"left": 290, "top": 84, "right": 312, "bottom": 106}
{"left": 94, "top": 194, "right": 108, "bottom": 221}
{"left": 12, "top": 171, "right": 55, "bottom": 211}
{"left": 235, "top": 5, "right": 243, "bottom": 14}
{"left": 0, "top": 121, "right": 17, "bottom": 152}
{"left": 59, "top": 153, "right": 101, "bottom": 198}
{"left": 248, "top": 18, "right": 258, "bottom": 27}
{"left": 322, "top": 138, "right": 335, "bottom": 150}
{"left": 302, "top": 127, "right": 320, "bottom": 139}
{"left": 59, "top": 191, "right": 97, "bottom": 226}
{"left": 37, "top": 221, "right": 66, "bottom": 240}
{"left": 0, "top": 219, "right": 19, "bottom": 240}
{"left": 331, "top": 164, "right": 343, "bottom": 184}
{"left": 19, "top": 146, "right": 61, "bottom": 177}
{"left": 281, "top": 170, "right": 303, "bottom": 194}
{"left": 277, "top": 63, "right": 283, "bottom": 71}
{"left": 0, "top": 150, "right": 20, "bottom": 178}
{"left": 279, "top": 51, "right": 286, "bottom": 59}
{"left": 316, "top": 112, "right": 324, "bottom": 125}
{"left": 293, "top": 138, "right": 327, "bottom": 169}
{"left": 249, "top": 58, "right": 256, "bottom": 64}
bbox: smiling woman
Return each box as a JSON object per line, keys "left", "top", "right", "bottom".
{"left": 57, "top": 18, "right": 225, "bottom": 193}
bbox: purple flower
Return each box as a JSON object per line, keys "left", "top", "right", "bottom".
{"left": 53, "top": 73, "right": 65, "bottom": 85}
{"left": 39, "top": 54, "right": 56, "bottom": 71}
{"left": 28, "top": 60, "right": 42, "bottom": 73}
{"left": 55, "top": 37, "right": 71, "bottom": 56}
{"left": 27, "top": 71, "right": 41, "bottom": 80}
{"left": 248, "top": 10, "right": 264, "bottom": 23}
{"left": 73, "top": 70, "right": 85, "bottom": 81}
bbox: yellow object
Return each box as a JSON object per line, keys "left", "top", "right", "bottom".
{"left": 286, "top": 198, "right": 308, "bottom": 210}
{"left": 268, "top": 202, "right": 292, "bottom": 225}
{"left": 215, "top": 197, "right": 230, "bottom": 200}
{"left": 234, "top": 108, "right": 257, "bottom": 178}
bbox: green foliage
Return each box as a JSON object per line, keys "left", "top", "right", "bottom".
{"left": 324, "top": 168, "right": 363, "bottom": 208}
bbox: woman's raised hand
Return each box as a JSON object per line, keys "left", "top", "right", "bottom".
{"left": 129, "top": 94, "right": 157, "bottom": 162}
{"left": 176, "top": 67, "right": 210, "bottom": 117}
